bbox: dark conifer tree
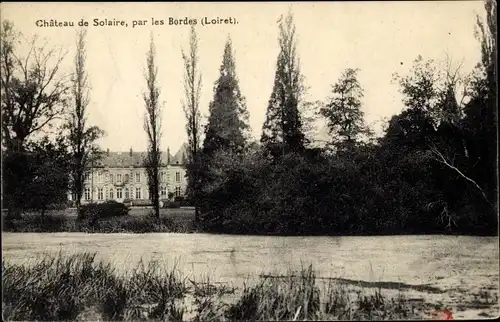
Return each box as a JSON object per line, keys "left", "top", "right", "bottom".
{"left": 319, "top": 68, "right": 369, "bottom": 153}
{"left": 261, "top": 11, "right": 306, "bottom": 158}
{"left": 202, "top": 37, "right": 249, "bottom": 158}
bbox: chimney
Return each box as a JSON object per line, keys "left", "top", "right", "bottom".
{"left": 129, "top": 147, "right": 133, "bottom": 156}
{"left": 106, "top": 148, "right": 110, "bottom": 156}
{"left": 167, "top": 147, "right": 170, "bottom": 164}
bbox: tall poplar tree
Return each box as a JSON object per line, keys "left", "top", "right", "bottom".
{"left": 261, "top": 10, "right": 306, "bottom": 158}
{"left": 461, "top": 0, "right": 497, "bottom": 206}
{"left": 181, "top": 26, "right": 203, "bottom": 222}
{"left": 143, "top": 35, "right": 162, "bottom": 219}
{"left": 67, "top": 29, "right": 104, "bottom": 218}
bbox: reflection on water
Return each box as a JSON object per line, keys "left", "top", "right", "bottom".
{"left": 2, "top": 233, "right": 498, "bottom": 290}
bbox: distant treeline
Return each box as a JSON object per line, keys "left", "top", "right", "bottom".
{"left": 188, "top": 4, "right": 498, "bottom": 236}
{"left": 2, "top": 2, "right": 497, "bottom": 236}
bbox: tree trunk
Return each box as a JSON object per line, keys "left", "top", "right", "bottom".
{"left": 76, "top": 198, "right": 82, "bottom": 219}
{"left": 154, "top": 186, "right": 160, "bottom": 219}
{"left": 40, "top": 207, "right": 45, "bottom": 228}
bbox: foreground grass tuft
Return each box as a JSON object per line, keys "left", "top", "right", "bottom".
{"left": 3, "top": 252, "right": 427, "bottom": 321}
{"left": 2, "top": 253, "right": 188, "bottom": 321}
{"left": 227, "top": 264, "right": 320, "bottom": 321}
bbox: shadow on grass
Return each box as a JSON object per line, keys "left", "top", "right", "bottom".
{"left": 332, "top": 277, "right": 446, "bottom": 294}
{"left": 259, "top": 274, "right": 445, "bottom": 294}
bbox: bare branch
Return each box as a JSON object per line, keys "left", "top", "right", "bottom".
{"left": 429, "top": 143, "right": 491, "bottom": 204}
{"left": 1, "top": 22, "right": 70, "bottom": 151}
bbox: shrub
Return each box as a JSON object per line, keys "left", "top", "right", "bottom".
{"left": 47, "top": 201, "right": 72, "bottom": 210}
{"left": 80, "top": 201, "right": 129, "bottom": 220}
{"left": 173, "top": 196, "right": 189, "bottom": 207}
{"left": 131, "top": 199, "right": 154, "bottom": 207}
{"left": 117, "top": 215, "right": 158, "bottom": 233}
{"left": 3, "top": 209, "right": 195, "bottom": 233}
{"left": 3, "top": 213, "right": 70, "bottom": 232}
{"left": 79, "top": 215, "right": 188, "bottom": 233}
{"left": 167, "top": 201, "right": 181, "bottom": 209}
{"left": 159, "top": 199, "right": 169, "bottom": 208}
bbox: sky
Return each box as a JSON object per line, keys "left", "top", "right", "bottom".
{"left": 2, "top": 1, "right": 486, "bottom": 153}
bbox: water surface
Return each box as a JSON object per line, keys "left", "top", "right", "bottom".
{"left": 2, "top": 233, "right": 499, "bottom": 318}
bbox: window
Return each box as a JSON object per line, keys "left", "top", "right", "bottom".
{"left": 175, "top": 186, "right": 181, "bottom": 197}
{"left": 161, "top": 186, "right": 167, "bottom": 197}
{"left": 110, "top": 174, "right": 114, "bottom": 184}
{"left": 176, "top": 172, "right": 180, "bottom": 182}
{"left": 98, "top": 188, "right": 104, "bottom": 200}
{"left": 135, "top": 187, "right": 141, "bottom": 199}
{"left": 125, "top": 174, "right": 129, "bottom": 183}
{"left": 84, "top": 188, "right": 91, "bottom": 200}
{"left": 136, "top": 173, "right": 141, "bottom": 183}
{"left": 125, "top": 188, "right": 129, "bottom": 199}
{"left": 116, "top": 188, "right": 122, "bottom": 199}
{"left": 109, "top": 188, "right": 114, "bottom": 199}
{"left": 160, "top": 172, "right": 165, "bottom": 182}
{"left": 117, "top": 174, "right": 122, "bottom": 183}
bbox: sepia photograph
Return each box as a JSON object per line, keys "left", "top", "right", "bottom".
{"left": 1, "top": 1, "right": 499, "bottom": 320}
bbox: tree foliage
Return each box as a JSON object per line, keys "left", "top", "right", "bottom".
{"left": 65, "top": 28, "right": 104, "bottom": 218}
{"left": 23, "top": 136, "right": 71, "bottom": 215}
{"left": 319, "top": 68, "right": 369, "bottom": 152}
{"left": 261, "top": 10, "right": 307, "bottom": 158}
{"left": 202, "top": 37, "right": 250, "bottom": 159}
{"left": 181, "top": 26, "right": 203, "bottom": 221}
{"left": 142, "top": 34, "right": 162, "bottom": 219}
{"left": 2, "top": 2, "right": 496, "bottom": 236}
{"left": 3, "top": 135, "right": 70, "bottom": 217}
{"left": 199, "top": 37, "right": 250, "bottom": 223}
{"left": 197, "top": 3, "right": 497, "bottom": 236}
{"left": 1, "top": 20, "right": 72, "bottom": 218}
{"left": 1, "top": 20, "right": 70, "bottom": 152}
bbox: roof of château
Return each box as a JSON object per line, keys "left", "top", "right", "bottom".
{"left": 95, "top": 144, "right": 188, "bottom": 168}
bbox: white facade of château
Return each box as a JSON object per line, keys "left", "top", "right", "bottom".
{"left": 68, "top": 145, "right": 188, "bottom": 205}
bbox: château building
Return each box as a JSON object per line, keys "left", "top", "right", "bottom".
{"left": 68, "top": 144, "right": 188, "bottom": 205}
